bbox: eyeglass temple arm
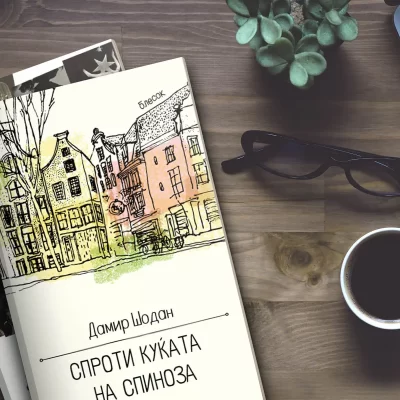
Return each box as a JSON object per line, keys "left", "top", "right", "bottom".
{"left": 221, "top": 130, "right": 283, "bottom": 173}
{"left": 221, "top": 146, "right": 278, "bottom": 173}
{"left": 221, "top": 153, "right": 254, "bottom": 174}
{"left": 221, "top": 130, "right": 399, "bottom": 174}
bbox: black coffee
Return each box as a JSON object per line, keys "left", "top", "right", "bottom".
{"left": 350, "top": 233, "right": 400, "bottom": 320}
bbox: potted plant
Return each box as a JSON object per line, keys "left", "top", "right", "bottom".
{"left": 226, "top": 0, "right": 358, "bottom": 88}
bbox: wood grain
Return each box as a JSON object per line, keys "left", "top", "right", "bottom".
{"left": 246, "top": 300, "right": 400, "bottom": 398}
{"left": 122, "top": 16, "right": 400, "bottom": 102}
{"left": 1, "top": 0, "right": 400, "bottom": 398}
{"left": 262, "top": 370, "right": 400, "bottom": 400}
{"left": 231, "top": 232, "right": 364, "bottom": 302}
{"left": 0, "top": 27, "right": 123, "bottom": 73}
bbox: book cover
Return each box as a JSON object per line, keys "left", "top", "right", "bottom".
{"left": 0, "top": 39, "right": 125, "bottom": 400}
{"left": 0, "top": 337, "right": 30, "bottom": 400}
{"left": 0, "top": 58, "right": 264, "bottom": 400}
{"left": 0, "top": 39, "right": 124, "bottom": 101}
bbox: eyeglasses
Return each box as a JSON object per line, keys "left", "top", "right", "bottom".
{"left": 221, "top": 131, "right": 400, "bottom": 197}
{"left": 385, "top": 0, "right": 400, "bottom": 6}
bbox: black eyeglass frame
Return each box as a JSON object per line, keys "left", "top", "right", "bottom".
{"left": 221, "top": 130, "right": 400, "bottom": 198}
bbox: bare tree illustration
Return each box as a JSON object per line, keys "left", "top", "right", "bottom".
{"left": 0, "top": 89, "right": 62, "bottom": 271}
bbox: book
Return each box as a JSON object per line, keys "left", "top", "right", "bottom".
{"left": 0, "top": 39, "right": 125, "bottom": 400}
{"left": 0, "top": 39, "right": 124, "bottom": 101}
{"left": 0, "top": 336, "right": 30, "bottom": 400}
{"left": 0, "top": 58, "right": 264, "bottom": 400}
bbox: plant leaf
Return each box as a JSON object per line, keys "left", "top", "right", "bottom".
{"left": 282, "top": 29, "right": 295, "bottom": 46}
{"left": 295, "top": 34, "right": 320, "bottom": 53}
{"left": 303, "top": 7, "right": 312, "bottom": 20}
{"left": 317, "top": 18, "right": 337, "bottom": 46}
{"left": 257, "top": 38, "right": 294, "bottom": 67}
{"left": 338, "top": 3, "right": 349, "bottom": 15}
{"left": 295, "top": 51, "right": 327, "bottom": 76}
{"left": 335, "top": 16, "right": 358, "bottom": 41}
{"left": 291, "top": 24, "right": 303, "bottom": 44}
{"left": 227, "top": 0, "right": 250, "bottom": 17}
{"left": 326, "top": 9, "right": 342, "bottom": 25}
{"left": 274, "top": 14, "right": 294, "bottom": 31}
{"left": 272, "top": 0, "right": 291, "bottom": 15}
{"left": 260, "top": 16, "right": 283, "bottom": 44}
{"left": 249, "top": 27, "right": 265, "bottom": 50}
{"left": 236, "top": 17, "right": 259, "bottom": 44}
{"left": 268, "top": 64, "right": 288, "bottom": 75}
{"left": 318, "top": 0, "right": 333, "bottom": 11}
{"left": 244, "top": 0, "right": 260, "bottom": 16}
{"left": 234, "top": 14, "right": 249, "bottom": 26}
{"left": 259, "top": 0, "right": 272, "bottom": 16}
{"left": 272, "top": 37, "right": 295, "bottom": 60}
{"left": 290, "top": 60, "right": 309, "bottom": 87}
{"left": 333, "top": 0, "right": 350, "bottom": 10}
{"left": 302, "top": 19, "right": 319, "bottom": 35}
{"left": 305, "top": 0, "right": 324, "bottom": 20}
{"left": 257, "top": 45, "right": 288, "bottom": 67}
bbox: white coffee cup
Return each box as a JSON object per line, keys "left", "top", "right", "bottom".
{"left": 341, "top": 227, "right": 400, "bottom": 330}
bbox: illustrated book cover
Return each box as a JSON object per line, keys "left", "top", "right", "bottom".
{"left": 0, "top": 38, "right": 125, "bottom": 400}
{"left": 0, "top": 58, "right": 265, "bottom": 400}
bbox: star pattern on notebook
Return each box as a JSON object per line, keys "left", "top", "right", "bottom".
{"left": 83, "top": 51, "right": 121, "bottom": 78}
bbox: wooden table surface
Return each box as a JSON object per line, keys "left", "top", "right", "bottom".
{"left": 1, "top": 0, "right": 400, "bottom": 398}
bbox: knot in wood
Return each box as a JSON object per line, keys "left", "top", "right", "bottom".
{"left": 289, "top": 249, "right": 312, "bottom": 267}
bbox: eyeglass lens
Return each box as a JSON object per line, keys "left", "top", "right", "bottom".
{"left": 250, "top": 140, "right": 327, "bottom": 177}
{"left": 348, "top": 162, "right": 400, "bottom": 195}
{"left": 250, "top": 138, "right": 400, "bottom": 195}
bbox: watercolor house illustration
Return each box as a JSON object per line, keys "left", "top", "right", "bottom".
{"left": 42, "top": 131, "right": 109, "bottom": 265}
{"left": 0, "top": 84, "right": 224, "bottom": 281}
{"left": 91, "top": 129, "right": 136, "bottom": 255}
{"left": 0, "top": 128, "right": 63, "bottom": 277}
{"left": 0, "top": 128, "right": 111, "bottom": 279}
{"left": 91, "top": 85, "right": 223, "bottom": 254}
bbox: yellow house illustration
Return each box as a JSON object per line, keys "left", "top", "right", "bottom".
{"left": 42, "top": 131, "right": 109, "bottom": 265}
{"left": 0, "top": 128, "right": 63, "bottom": 278}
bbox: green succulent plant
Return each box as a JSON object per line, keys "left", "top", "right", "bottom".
{"left": 226, "top": 0, "right": 358, "bottom": 89}
{"left": 228, "top": 0, "right": 298, "bottom": 49}
{"left": 257, "top": 35, "right": 326, "bottom": 88}
{"left": 304, "top": 0, "right": 358, "bottom": 46}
